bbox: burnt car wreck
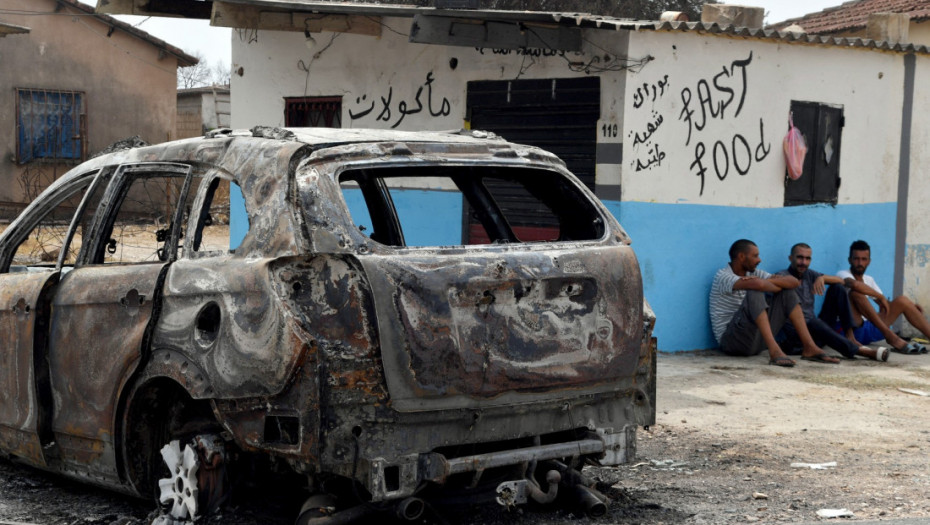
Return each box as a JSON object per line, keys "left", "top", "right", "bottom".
{"left": 0, "top": 127, "right": 656, "bottom": 523}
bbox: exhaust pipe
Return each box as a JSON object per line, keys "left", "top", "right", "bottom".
{"left": 395, "top": 497, "right": 426, "bottom": 521}
{"left": 526, "top": 469, "right": 561, "bottom": 504}
{"left": 542, "top": 461, "right": 610, "bottom": 518}
{"left": 570, "top": 484, "right": 608, "bottom": 518}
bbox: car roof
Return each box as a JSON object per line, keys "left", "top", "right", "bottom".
{"left": 283, "top": 127, "right": 508, "bottom": 147}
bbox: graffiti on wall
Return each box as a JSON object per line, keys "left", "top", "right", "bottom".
{"left": 688, "top": 119, "right": 771, "bottom": 195}
{"left": 628, "top": 75, "right": 671, "bottom": 172}
{"left": 348, "top": 72, "right": 452, "bottom": 129}
{"left": 678, "top": 51, "right": 772, "bottom": 196}
{"left": 632, "top": 75, "right": 669, "bottom": 109}
{"left": 627, "top": 51, "right": 774, "bottom": 195}
{"left": 679, "top": 53, "right": 752, "bottom": 146}
{"left": 476, "top": 47, "right": 567, "bottom": 57}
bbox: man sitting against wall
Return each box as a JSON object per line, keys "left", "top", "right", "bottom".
{"left": 709, "top": 239, "right": 840, "bottom": 367}
{"left": 777, "top": 243, "right": 888, "bottom": 361}
{"left": 820, "top": 240, "right": 930, "bottom": 354}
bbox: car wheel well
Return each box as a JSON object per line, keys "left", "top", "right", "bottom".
{"left": 123, "top": 377, "right": 220, "bottom": 499}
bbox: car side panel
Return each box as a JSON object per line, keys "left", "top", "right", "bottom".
{"left": 153, "top": 257, "right": 300, "bottom": 398}
{"left": 48, "top": 263, "right": 162, "bottom": 481}
{"left": 0, "top": 271, "right": 56, "bottom": 466}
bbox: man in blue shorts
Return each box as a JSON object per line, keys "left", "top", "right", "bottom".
{"left": 821, "top": 240, "right": 930, "bottom": 353}
{"left": 778, "top": 243, "right": 887, "bottom": 361}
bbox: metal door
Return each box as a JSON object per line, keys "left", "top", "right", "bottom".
{"left": 0, "top": 170, "right": 103, "bottom": 467}
{"left": 47, "top": 163, "right": 193, "bottom": 482}
{"left": 0, "top": 272, "right": 56, "bottom": 466}
{"left": 466, "top": 77, "right": 599, "bottom": 243}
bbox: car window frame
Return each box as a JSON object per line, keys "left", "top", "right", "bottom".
{"left": 77, "top": 162, "right": 195, "bottom": 267}
{"left": 0, "top": 168, "right": 106, "bottom": 275}
{"left": 184, "top": 170, "right": 243, "bottom": 258}
{"left": 330, "top": 160, "right": 610, "bottom": 250}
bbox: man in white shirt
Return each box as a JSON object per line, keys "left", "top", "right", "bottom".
{"left": 828, "top": 240, "right": 930, "bottom": 353}
{"left": 709, "top": 239, "right": 839, "bottom": 367}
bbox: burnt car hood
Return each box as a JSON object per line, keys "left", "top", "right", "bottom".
{"left": 357, "top": 245, "right": 643, "bottom": 412}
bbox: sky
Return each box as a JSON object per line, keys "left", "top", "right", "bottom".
{"left": 80, "top": 0, "right": 845, "bottom": 70}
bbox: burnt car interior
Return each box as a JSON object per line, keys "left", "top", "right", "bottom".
{"left": 5, "top": 164, "right": 248, "bottom": 273}
{"left": 85, "top": 165, "right": 195, "bottom": 265}
{"left": 190, "top": 174, "right": 248, "bottom": 254}
{"left": 339, "top": 165, "right": 606, "bottom": 247}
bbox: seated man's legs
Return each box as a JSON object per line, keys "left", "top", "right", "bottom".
{"left": 883, "top": 295, "right": 930, "bottom": 341}
{"left": 820, "top": 284, "right": 858, "bottom": 330}
{"left": 720, "top": 291, "right": 771, "bottom": 357}
{"left": 721, "top": 290, "right": 835, "bottom": 363}
{"left": 820, "top": 284, "right": 871, "bottom": 347}
{"left": 779, "top": 318, "right": 857, "bottom": 358}
{"left": 847, "top": 289, "right": 908, "bottom": 349}
{"left": 805, "top": 317, "right": 885, "bottom": 359}
{"left": 777, "top": 291, "right": 838, "bottom": 362}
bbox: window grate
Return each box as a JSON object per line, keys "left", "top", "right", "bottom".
{"left": 15, "top": 88, "right": 86, "bottom": 164}
{"left": 284, "top": 96, "right": 342, "bottom": 128}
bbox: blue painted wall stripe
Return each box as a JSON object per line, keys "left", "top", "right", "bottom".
{"left": 611, "top": 201, "right": 897, "bottom": 351}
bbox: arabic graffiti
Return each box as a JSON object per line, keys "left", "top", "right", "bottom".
{"left": 679, "top": 52, "right": 753, "bottom": 146}
{"left": 632, "top": 111, "right": 664, "bottom": 148}
{"left": 348, "top": 72, "right": 452, "bottom": 129}
{"left": 632, "top": 75, "right": 670, "bottom": 109}
{"left": 476, "top": 47, "right": 566, "bottom": 57}
{"left": 636, "top": 144, "right": 666, "bottom": 172}
{"left": 689, "top": 119, "right": 772, "bottom": 196}
{"left": 629, "top": 110, "right": 666, "bottom": 172}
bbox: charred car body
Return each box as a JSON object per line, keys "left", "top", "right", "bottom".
{"left": 0, "top": 127, "right": 655, "bottom": 523}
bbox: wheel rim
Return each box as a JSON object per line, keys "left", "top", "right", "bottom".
{"left": 158, "top": 439, "right": 201, "bottom": 520}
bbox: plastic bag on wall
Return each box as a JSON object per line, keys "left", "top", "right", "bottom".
{"left": 783, "top": 112, "right": 807, "bottom": 180}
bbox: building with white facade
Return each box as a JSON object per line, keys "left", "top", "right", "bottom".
{"left": 98, "top": 1, "right": 930, "bottom": 352}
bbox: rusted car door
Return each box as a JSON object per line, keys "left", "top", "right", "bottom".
{"left": 0, "top": 271, "right": 57, "bottom": 466}
{"left": 46, "top": 163, "right": 193, "bottom": 481}
{"left": 0, "top": 170, "right": 103, "bottom": 467}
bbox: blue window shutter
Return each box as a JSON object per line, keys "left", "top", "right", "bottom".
{"left": 16, "top": 89, "right": 83, "bottom": 163}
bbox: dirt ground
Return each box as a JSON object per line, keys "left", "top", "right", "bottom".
{"left": 2, "top": 348, "right": 929, "bottom": 525}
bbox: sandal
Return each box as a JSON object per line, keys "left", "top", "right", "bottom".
{"left": 801, "top": 353, "right": 840, "bottom": 364}
{"left": 893, "top": 341, "right": 922, "bottom": 354}
{"left": 769, "top": 356, "right": 796, "bottom": 367}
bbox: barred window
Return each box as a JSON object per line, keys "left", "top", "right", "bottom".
{"left": 15, "top": 88, "right": 86, "bottom": 164}
{"left": 284, "top": 96, "right": 342, "bottom": 128}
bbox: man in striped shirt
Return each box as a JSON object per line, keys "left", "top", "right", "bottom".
{"left": 709, "top": 239, "right": 840, "bottom": 367}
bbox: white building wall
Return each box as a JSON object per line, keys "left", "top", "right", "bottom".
{"left": 230, "top": 20, "right": 628, "bottom": 136}
{"left": 621, "top": 30, "right": 903, "bottom": 207}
